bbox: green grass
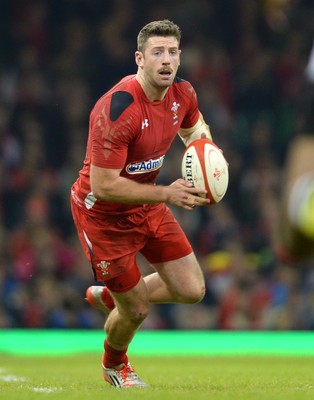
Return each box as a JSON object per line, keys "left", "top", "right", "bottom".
{"left": 1, "top": 331, "right": 314, "bottom": 399}
{"left": 1, "top": 354, "right": 313, "bottom": 400}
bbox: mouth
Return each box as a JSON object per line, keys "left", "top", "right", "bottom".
{"left": 158, "top": 69, "right": 172, "bottom": 78}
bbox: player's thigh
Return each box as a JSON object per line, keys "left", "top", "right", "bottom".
{"left": 282, "top": 135, "right": 314, "bottom": 225}
{"left": 279, "top": 135, "right": 314, "bottom": 257}
{"left": 285, "top": 135, "right": 314, "bottom": 186}
{"left": 153, "top": 252, "right": 205, "bottom": 298}
{"left": 141, "top": 204, "right": 193, "bottom": 263}
{"left": 71, "top": 199, "right": 146, "bottom": 283}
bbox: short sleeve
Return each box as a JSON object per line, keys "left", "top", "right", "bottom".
{"left": 180, "top": 82, "right": 200, "bottom": 129}
{"left": 90, "top": 103, "right": 135, "bottom": 169}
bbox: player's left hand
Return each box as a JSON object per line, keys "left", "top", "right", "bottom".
{"left": 167, "top": 179, "right": 210, "bottom": 210}
{"left": 186, "top": 193, "right": 210, "bottom": 209}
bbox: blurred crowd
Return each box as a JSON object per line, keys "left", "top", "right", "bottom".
{"left": 1, "top": 0, "right": 314, "bottom": 330}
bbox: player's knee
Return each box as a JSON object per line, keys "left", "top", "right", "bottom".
{"left": 127, "top": 303, "right": 149, "bottom": 324}
{"left": 183, "top": 284, "right": 206, "bottom": 304}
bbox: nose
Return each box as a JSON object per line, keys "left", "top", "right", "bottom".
{"left": 162, "top": 51, "right": 171, "bottom": 64}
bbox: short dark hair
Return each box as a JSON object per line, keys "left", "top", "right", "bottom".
{"left": 137, "top": 19, "right": 181, "bottom": 52}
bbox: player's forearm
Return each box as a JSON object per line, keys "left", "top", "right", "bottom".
{"left": 178, "top": 113, "right": 212, "bottom": 147}
{"left": 92, "top": 176, "right": 169, "bottom": 204}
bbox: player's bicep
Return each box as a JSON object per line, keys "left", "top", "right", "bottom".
{"left": 91, "top": 124, "right": 128, "bottom": 168}
{"left": 90, "top": 165, "right": 122, "bottom": 199}
{"left": 91, "top": 107, "right": 132, "bottom": 168}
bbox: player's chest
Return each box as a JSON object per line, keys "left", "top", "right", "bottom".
{"left": 131, "top": 101, "right": 184, "bottom": 157}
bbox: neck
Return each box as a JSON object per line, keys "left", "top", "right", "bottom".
{"left": 136, "top": 71, "right": 168, "bottom": 102}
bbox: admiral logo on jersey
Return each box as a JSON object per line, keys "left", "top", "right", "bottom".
{"left": 126, "top": 155, "right": 165, "bottom": 174}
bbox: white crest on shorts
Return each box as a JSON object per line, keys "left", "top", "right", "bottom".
{"left": 97, "top": 261, "right": 111, "bottom": 276}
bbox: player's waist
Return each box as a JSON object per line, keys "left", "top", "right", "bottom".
{"left": 71, "top": 180, "right": 162, "bottom": 218}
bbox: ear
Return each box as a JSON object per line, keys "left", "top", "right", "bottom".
{"left": 135, "top": 51, "right": 144, "bottom": 68}
{"left": 178, "top": 49, "right": 181, "bottom": 66}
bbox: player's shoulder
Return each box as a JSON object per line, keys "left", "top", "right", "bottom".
{"left": 93, "top": 75, "right": 138, "bottom": 122}
{"left": 109, "top": 90, "right": 134, "bottom": 121}
{"left": 172, "top": 76, "right": 197, "bottom": 100}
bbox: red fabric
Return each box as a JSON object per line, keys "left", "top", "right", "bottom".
{"left": 71, "top": 74, "right": 200, "bottom": 217}
{"left": 71, "top": 199, "right": 192, "bottom": 287}
{"left": 103, "top": 340, "right": 128, "bottom": 368}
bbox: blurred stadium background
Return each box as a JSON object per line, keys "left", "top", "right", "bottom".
{"left": 0, "top": 0, "right": 314, "bottom": 331}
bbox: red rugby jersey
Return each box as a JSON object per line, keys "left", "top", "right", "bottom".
{"left": 71, "top": 74, "right": 200, "bottom": 216}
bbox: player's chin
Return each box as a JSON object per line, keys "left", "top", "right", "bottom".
{"left": 157, "top": 76, "right": 174, "bottom": 86}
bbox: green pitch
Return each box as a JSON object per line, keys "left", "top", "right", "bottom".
{"left": 1, "top": 355, "right": 314, "bottom": 400}
{"left": 1, "top": 330, "right": 314, "bottom": 400}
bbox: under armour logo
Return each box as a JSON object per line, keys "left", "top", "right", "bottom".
{"left": 141, "top": 119, "right": 149, "bottom": 129}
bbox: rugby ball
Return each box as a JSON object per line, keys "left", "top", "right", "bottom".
{"left": 181, "top": 139, "right": 229, "bottom": 204}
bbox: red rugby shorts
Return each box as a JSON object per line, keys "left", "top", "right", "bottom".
{"left": 70, "top": 199, "right": 192, "bottom": 292}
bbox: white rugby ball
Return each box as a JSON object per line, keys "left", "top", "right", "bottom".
{"left": 181, "top": 139, "right": 229, "bottom": 204}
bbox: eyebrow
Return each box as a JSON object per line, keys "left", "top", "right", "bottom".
{"left": 151, "top": 46, "right": 179, "bottom": 51}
